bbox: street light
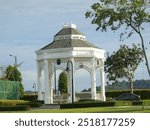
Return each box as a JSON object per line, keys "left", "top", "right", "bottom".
{"left": 65, "top": 60, "right": 74, "bottom": 104}
{"left": 33, "top": 83, "right": 36, "bottom": 101}
{"left": 9, "top": 54, "right": 17, "bottom": 67}
{"left": 54, "top": 59, "right": 62, "bottom": 95}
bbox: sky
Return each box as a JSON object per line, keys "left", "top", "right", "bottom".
{"left": 0, "top": 0, "right": 150, "bottom": 91}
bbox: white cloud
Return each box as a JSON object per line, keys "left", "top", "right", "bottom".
{"left": 22, "top": 70, "right": 36, "bottom": 81}
{"left": 21, "top": 70, "right": 37, "bottom": 90}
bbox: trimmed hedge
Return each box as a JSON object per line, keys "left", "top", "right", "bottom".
{"left": 17, "top": 102, "right": 42, "bottom": 107}
{"left": 78, "top": 99, "right": 100, "bottom": 103}
{"left": 0, "top": 100, "right": 43, "bottom": 108}
{"left": 60, "top": 101, "right": 115, "bottom": 109}
{"left": 0, "top": 105, "right": 30, "bottom": 111}
{"left": 0, "top": 100, "right": 28, "bottom": 106}
{"left": 132, "top": 100, "right": 143, "bottom": 105}
{"left": 106, "top": 89, "right": 150, "bottom": 99}
{"left": 21, "top": 94, "right": 38, "bottom": 101}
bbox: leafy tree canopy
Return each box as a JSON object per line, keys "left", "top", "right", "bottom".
{"left": 5, "top": 65, "right": 22, "bottom": 81}
{"left": 85, "top": 0, "right": 150, "bottom": 76}
{"left": 58, "top": 71, "right": 68, "bottom": 94}
{"left": 105, "top": 44, "right": 144, "bottom": 93}
{"left": 5, "top": 65, "right": 24, "bottom": 97}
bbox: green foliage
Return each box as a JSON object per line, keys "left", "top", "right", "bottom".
{"left": 0, "top": 100, "right": 28, "bottom": 106}
{"left": 106, "top": 79, "right": 150, "bottom": 90}
{"left": 85, "top": 0, "right": 150, "bottom": 76}
{"left": 78, "top": 99, "right": 97, "bottom": 103}
{"left": 106, "top": 89, "right": 150, "bottom": 99}
{"left": 5, "top": 66, "right": 22, "bottom": 81}
{"left": 58, "top": 71, "right": 68, "bottom": 94}
{"left": 21, "top": 106, "right": 150, "bottom": 113}
{"left": 21, "top": 94, "right": 38, "bottom": 101}
{"left": 60, "top": 101, "right": 115, "bottom": 109}
{"left": 115, "top": 100, "right": 143, "bottom": 106}
{"left": 17, "top": 102, "right": 42, "bottom": 107}
{"left": 134, "top": 90, "right": 150, "bottom": 99}
{"left": 0, "top": 105, "right": 30, "bottom": 111}
{"left": 5, "top": 65, "right": 24, "bottom": 97}
{"left": 0, "top": 100, "right": 42, "bottom": 108}
{"left": 105, "top": 44, "right": 143, "bottom": 93}
{"left": 85, "top": 0, "right": 150, "bottom": 38}
{"left": 132, "top": 100, "right": 143, "bottom": 105}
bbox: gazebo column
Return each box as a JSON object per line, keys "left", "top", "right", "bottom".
{"left": 37, "top": 61, "right": 43, "bottom": 100}
{"left": 100, "top": 59, "right": 106, "bottom": 101}
{"left": 49, "top": 73, "right": 53, "bottom": 103}
{"left": 43, "top": 59, "right": 53, "bottom": 104}
{"left": 67, "top": 68, "right": 72, "bottom": 103}
{"left": 71, "top": 58, "right": 76, "bottom": 102}
{"left": 67, "top": 58, "right": 75, "bottom": 103}
{"left": 91, "top": 58, "right": 97, "bottom": 100}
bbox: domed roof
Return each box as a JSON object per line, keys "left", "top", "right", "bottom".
{"left": 40, "top": 24, "right": 100, "bottom": 50}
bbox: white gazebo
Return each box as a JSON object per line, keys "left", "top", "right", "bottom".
{"left": 35, "top": 24, "right": 106, "bottom": 104}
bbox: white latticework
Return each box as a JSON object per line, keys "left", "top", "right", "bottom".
{"left": 74, "top": 57, "right": 93, "bottom": 74}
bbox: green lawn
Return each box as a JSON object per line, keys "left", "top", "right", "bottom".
{"left": 2, "top": 106, "right": 150, "bottom": 113}
{"left": 1, "top": 100, "right": 150, "bottom": 113}
{"left": 28, "top": 106, "right": 150, "bottom": 113}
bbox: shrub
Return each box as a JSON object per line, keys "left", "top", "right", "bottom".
{"left": 0, "top": 100, "right": 28, "bottom": 106}
{"left": 60, "top": 101, "right": 115, "bottom": 109}
{"left": 21, "top": 94, "right": 38, "bottom": 101}
{"left": 0, "top": 105, "right": 30, "bottom": 111}
{"left": 106, "top": 97, "right": 113, "bottom": 101}
{"left": 106, "top": 89, "right": 150, "bottom": 99}
{"left": 132, "top": 100, "right": 143, "bottom": 105}
{"left": 78, "top": 99, "right": 97, "bottom": 103}
{"left": 17, "top": 101, "right": 43, "bottom": 107}
{"left": 106, "top": 90, "right": 129, "bottom": 98}
{"left": 134, "top": 90, "right": 150, "bottom": 99}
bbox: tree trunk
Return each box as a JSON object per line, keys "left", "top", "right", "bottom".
{"left": 129, "top": 25, "right": 150, "bottom": 77}
{"left": 138, "top": 31, "right": 150, "bottom": 77}
{"left": 130, "top": 80, "right": 134, "bottom": 94}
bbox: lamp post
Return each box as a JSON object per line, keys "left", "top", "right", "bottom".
{"left": 55, "top": 59, "right": 61, "bottom": 95}
{"left": 33, "top": 83, "right": 36, "bottom": 101}
{"left": 65, "top": 60, "right": 74, "bottom": 104}
{"left": 9, "top": 54, "right": 17, "bottom": 67}
{"left": 54, "top": 64, "right": 57, "bottom": 95}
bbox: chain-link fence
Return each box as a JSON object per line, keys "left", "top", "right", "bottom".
{"left": 0, "top": 80, "right": 20, "bottom": 99}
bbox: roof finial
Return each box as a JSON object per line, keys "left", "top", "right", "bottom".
{"left": 63, "top": 23, "right": 76, "bottom": 29}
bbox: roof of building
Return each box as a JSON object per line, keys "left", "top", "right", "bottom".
{"left": 40, "top": 24, "right": 100, "bottom": 50}
{"left": 54, "top": 27, "right": 84, "bottom": 36}
{"left": 40, "top": 39, "right": 98, "bottom": 50}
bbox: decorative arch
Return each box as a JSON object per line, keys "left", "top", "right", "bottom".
{"left": 75, "top": 65, "right": 92, "bottom": 75}
{"left": 75, "top": 68, "right": 91, "bottom": 93}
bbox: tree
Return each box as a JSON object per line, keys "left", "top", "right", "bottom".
{"left": 85, "top": 0, "right": 150, "bottom": 76}
{"left": 58, "top": 71, "right": 68, "bottom": 94}
{"left": 5, "top": 65, "right": 24, "bottom": 97}
{"left": 105, "top": 44, "right": 144, "bottom": 93}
